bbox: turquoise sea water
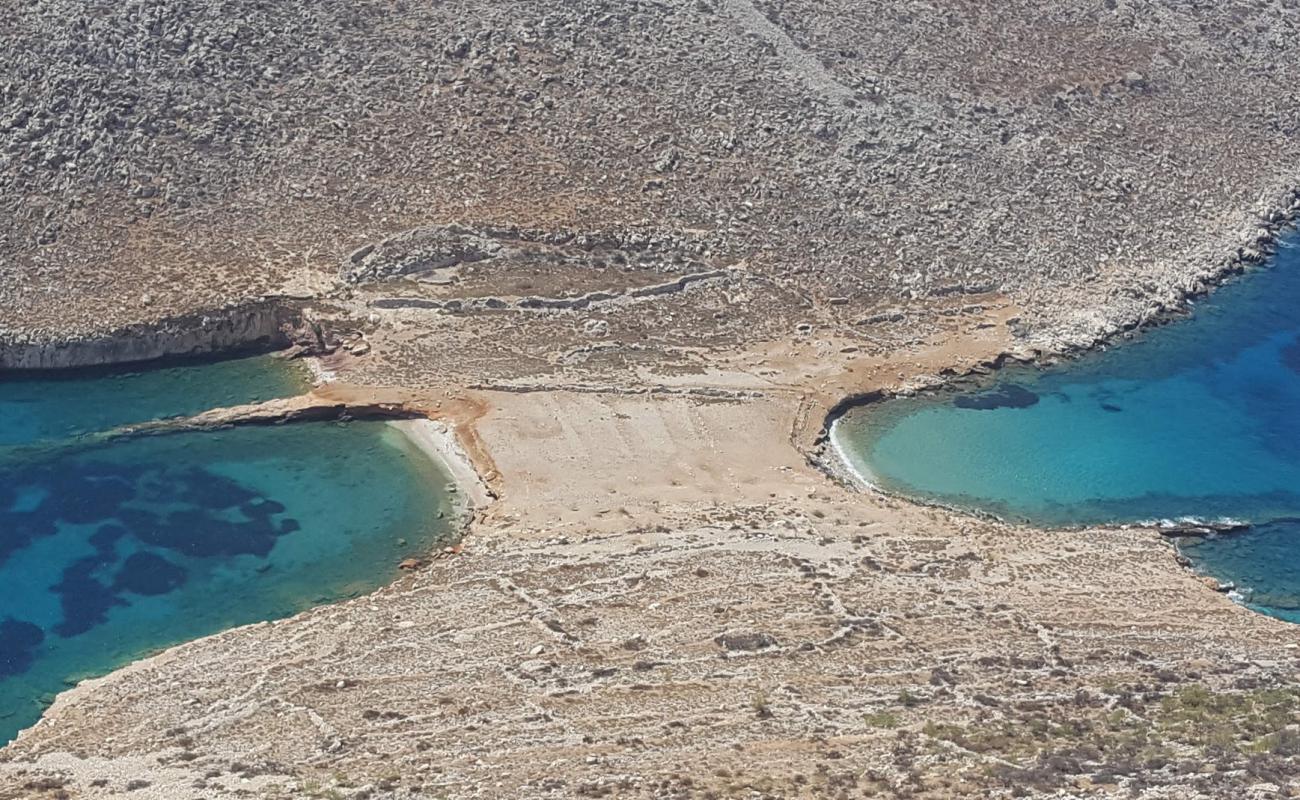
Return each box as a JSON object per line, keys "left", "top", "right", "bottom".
{"left": 834, "top": 238, "right": 1300, "bottom": 622}
{"left": 0, "top": 357, "right": 452, "bottom": 742}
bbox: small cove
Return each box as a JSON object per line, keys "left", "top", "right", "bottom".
{"left": 834, "top": 236, "right": 1300, "bottom": 623}
{"left": 0, "top": 355, "right": 454, "bottom": 743}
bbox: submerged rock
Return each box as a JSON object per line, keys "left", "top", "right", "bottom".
{"left": 52, "top": 556, "right": 127, "bottom": 638}
{"left": 89, "top": 524, "right": 129, "bottom": 554}
{"left": 114, "top": 552, "right": 188, "bottom": 597}
{"left": 48, "top": 472, "right": 135, "bottom": 524}
{"left": 175, "top": 468, "right": 259, "bottom": 510}
{"left": 0, "top": 617, "right": 44, "bottom": 676}
{"left": 241, "top": 498, "right": 287, "bottom": 519}
{"left": 952, "top": 384, "right": 1040, "bottom": 410}
{"left": 0, "top": 508, "right": 59, "bottom": 567}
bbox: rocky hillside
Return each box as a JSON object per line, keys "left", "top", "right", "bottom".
{"left": 3, "top": 0, "right": 1300, "bottom": 353}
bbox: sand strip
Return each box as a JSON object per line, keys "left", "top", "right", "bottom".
{"left": 388, "top": 418, "right": 493, "bottom": 521}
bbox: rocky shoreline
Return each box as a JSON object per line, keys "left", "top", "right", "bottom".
{"left": 816, "top": 185, "right": 1300, "bottom": 437}
{"left": 809, "top": 186, "right": 1300, "bottom": 501}
{"left": 810, "top": 195, "right": 1300, "bottom": 622}
{"left": 1021, "top": 186, "right": 1300, "bottom": 356}
{"left": 0, "top": 299, "right": 308, "bottom": 371}
{"left": 4, "top": 288, "right": 1299, "bottom": 797}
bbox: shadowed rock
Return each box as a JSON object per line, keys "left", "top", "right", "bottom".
{"left": 715, "top": 632, "right": 777, "bottom": 652}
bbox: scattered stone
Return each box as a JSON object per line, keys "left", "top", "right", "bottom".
{"left": 715, "top": 632, "right": 777, "bottom": 652}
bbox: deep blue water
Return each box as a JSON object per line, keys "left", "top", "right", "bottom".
{"left": 834, "top": 238, "right": 1300, "bottom": 623}
{"left": 0, "top": 357, "right": 452, "bottom": 742}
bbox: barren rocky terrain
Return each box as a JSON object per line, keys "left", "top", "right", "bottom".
{"left": 6, "top": 0, "right": 1300, "bottom": 353}
{"left": 3, "top": 0, "right": 1300, "bottom": 797}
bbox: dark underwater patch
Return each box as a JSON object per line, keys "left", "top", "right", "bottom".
{"left": 953, "top": 384, "right": 1040, "bottom": 411}
{"left": 0, "top": 618, "right": 44, "bottom": 677}
{"left": 242, "top": 499, "right": 286, "bottom": 519}
{"left": 34, "top": 462, "right": 292, "bottom": 638}
{"left": 0, "top": 508, "right": 60, "bottom": 567}
{"left": 106, "top": 469, "right": 291, "bottom": 559}
{"left": 114, "top": 552, "right": 187, "bottom": 597}
{"left": 89, "top": 524, "right": 128, "bottom": 555}
{"left": 158, "top": 510, "right": 281, "bottom": 558}
{"left": 45, "top": 469, "right": 136, "bottom": 525}
{"left": 36, "top": 464, "right": 278, "bottom": 637}
{"left": 52, "top": 556, "right": 126, "bottom": 638}
{"left": 175, "top": 469, "right": 258, "bottom": 509}
{"left": 1100, "top": 403, "right": 1123, "bottom": 413}
{"left": 1281, "top": 335, "right": 1300, "bottom": 375}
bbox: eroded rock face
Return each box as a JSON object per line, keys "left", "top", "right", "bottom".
{"left": 0, "top": 303, "right": 294, "bottom": 370}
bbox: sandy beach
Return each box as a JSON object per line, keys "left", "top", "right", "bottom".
{"left": 388, "top": 418, "right": 494, "bottom": 518}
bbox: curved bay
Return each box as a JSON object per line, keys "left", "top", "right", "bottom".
{"left": 0, "top": 357, "right": 452, "bottom": 742}
{"left": 835, "top": 240, "right": 1300, "bottom": 621}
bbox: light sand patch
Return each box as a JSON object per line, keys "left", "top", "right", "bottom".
{"left": 388, "top": 418, "right": 494, "bottom": 513}
{"left": 472, "top": 389, "right": 825, "bottom": 537}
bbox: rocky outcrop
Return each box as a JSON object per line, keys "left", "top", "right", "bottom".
{"left": 342, "top": 223, "right": 714, "bottom": 285}
{"left": 342, "top": 224, "right": 505, "bottom": 283}
{"left": 114, "top": 392, "right": 423, "bottom": 436}
{"left": 0, "top": 301, "right": 303, "bottom": 370}
{"left": 371, "top": 268, "right": 734, "bottom": 313}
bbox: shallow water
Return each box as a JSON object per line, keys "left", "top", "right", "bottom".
{"left": 0, "top": 355, "right": 310, "bottom": 446}
{"left": 834, "top": 238, "right": 1300, "bottom": 621}
{"left": 0, "top": 356, "right": 452, "bottom": 742}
